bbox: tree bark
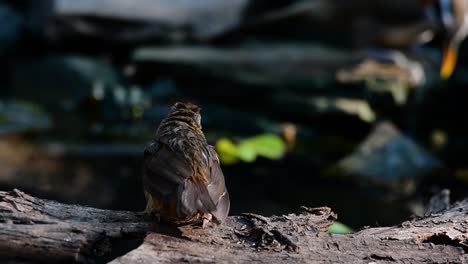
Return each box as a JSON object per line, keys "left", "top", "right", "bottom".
{"left": 0, "top": 189, "right": 152, "bottom": 263}
{"left": 0, "top": 189, "right": 466, "bottom": 263}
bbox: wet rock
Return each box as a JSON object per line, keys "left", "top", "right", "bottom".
{"left": 0, "top": 101, "right": 51, "bottom": 134}
{"left": 53, "top": 0, "right": 249, "bottom": 41}
{"left": 11, "top": 55, "right": 122, "bottom": 110}
{"left": 133, "top": 44, "right": 349, "bottom": 89}
{"left": 425, "top": 189, "right": 450, "bottom": 216}
{"left": 333, "top": 122, "right": 441, "bottom": 186}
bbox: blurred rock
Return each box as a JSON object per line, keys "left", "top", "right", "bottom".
{"left": 228, "top": 0, "right": 425, "bottom": 49}
{"left": 425, "top": 189, "right": 450, "bottom": 215}
{"left": 11, "top": 55, "right": 122, "bottom": 110}
{"left": 42, "top": 0, "right": 426, "bottom": 47}
{"left": 134, "top": 44, "right": 349, "bottom": 89}
{"left": 332, "top": 122, "right": 441, "bottom": 187}
{"left": 14, "top": 55, "right": 120, "bottom": 101}
{"left": 0, "top": 101, "right": 51, "bottom": 134}
{"left": 133, "top": 44, "right": 439, "bottom": 108}
{"left": 53, "top": 0, "right": 248, "bottom": 42}
{"left": 7, "top": 55, "right": 146, "bottom": 140}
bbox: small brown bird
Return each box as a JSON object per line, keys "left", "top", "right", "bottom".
{"left": 143, "top": 102, "right": 230, "bottom": 226}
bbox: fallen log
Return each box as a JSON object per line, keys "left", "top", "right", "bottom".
{"left": 0, "top": 189, "right": 466, "bottom": 263}
{"left": 0, "top": 189, "right": 152, "bottom": 263}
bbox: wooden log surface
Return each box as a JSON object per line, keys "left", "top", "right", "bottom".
{"left": 0, "top": 189, "right": 466, "bottom": 263}
{"left": 0, "top": 189, "right": 152, "bottom": 263}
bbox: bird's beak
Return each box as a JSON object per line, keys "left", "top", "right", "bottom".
{"left": 440, "top": 42, "right": 458, "bottom": 79}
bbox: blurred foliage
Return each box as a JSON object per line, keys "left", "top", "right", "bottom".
{"left": 431, "top": 129, "right": 447, "bottom": 150}
{"left": 216, "top": 134, "right": 286, "bottom": 165}
{"left": 328, "top": 222, "right": 353, "bottom": 234}
{"left": 366, "top": 78, "right": 410, "bottom": 105}
{"left": 332, "top": 98, "right": 376, "bottom": 123}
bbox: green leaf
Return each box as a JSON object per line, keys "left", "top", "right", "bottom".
{"left": 215, "top": 138, "right": 239, "bottom": 165}
{"left": 237, "top": 141, "right": 257, "bottom": 162}
{"left": 242, "top": 134, "right": 286, "bottom": 160}
{"left": 328, "top": 222, "right": 353, "bottom": 234}
{"left": 216, "top": 134, "right": 286, "bottom": 164}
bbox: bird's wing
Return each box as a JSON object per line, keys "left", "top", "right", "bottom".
{"left": 206, "top": 146, "right": 230, "bottom": 223}
{"left": 143, "top": 141, "right": 216, "bottom": 219}
{"left": 143, "top": 142, "right": 191, "bottom": 198}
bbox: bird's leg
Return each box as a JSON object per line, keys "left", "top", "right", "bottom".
{"left": 144, "top": 191, "right": 153, "bottom": 214}
{"left": 143, "top": 195, "right": 162, "bottom": 222}
{"left": 144, "top": 208, "right": 161, "bottom": 222}
{"left": 153, "top": 212, "right": 161, "bottom": 222}
{"left": 201, "top": 214, "right": 213, "bottom": 229}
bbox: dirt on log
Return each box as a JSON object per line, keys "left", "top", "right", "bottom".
{"left": 0, "top": 189, "right": 466, "bottom": 263}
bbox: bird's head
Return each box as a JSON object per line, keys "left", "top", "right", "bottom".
{"left": 170, "top": 102, "right": 202, "bottom": 127}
